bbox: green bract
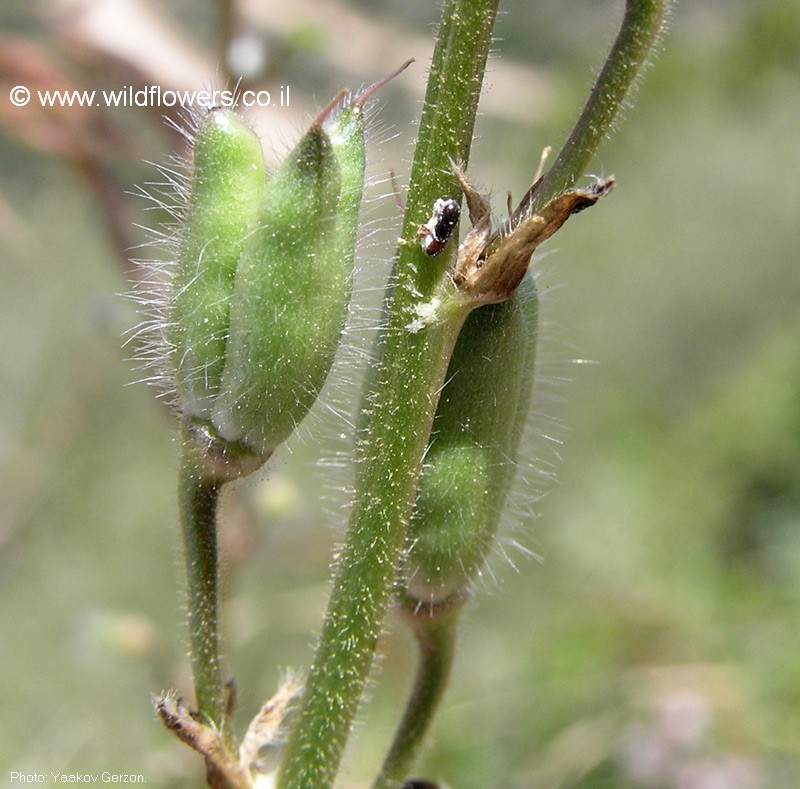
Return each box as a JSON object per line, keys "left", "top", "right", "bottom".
{"left": 402, "top": 277, "right": 539, "bottom": 604}
{"left": 168, "top": 96, "right": 369, "bottom": 460}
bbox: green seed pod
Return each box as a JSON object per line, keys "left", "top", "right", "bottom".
{"left": 403, "top": 276, "right": 539, "bottom": 604}
{"left": 168, "top": 108, "right": 265, "bottom": 420}
{"left": 325, "top": 101, "right": 366, "bottom": 262}
{"left": 323, "top": 60, "right": 412, "bottom": 286}
{"left": 163, "top": 69, "right": 410, "bottom": 463}
{"left": 210, "top": 113, "right": 347, "bottom": 456}
{"left": 211, "top": 67, "right": 411, "bottom": 457}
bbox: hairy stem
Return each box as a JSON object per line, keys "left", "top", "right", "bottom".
{"left": 277, "top": 1, "right": 670, "bottom": 785}
{"left": 178, "top": 427, "right": 227, "bottom": 737}
{"left": 276, "top": 1, "right": 499, "bottom": 786}
{"left": 277, "top": 309, "right": 469, "bottom": 788}
{"left": 531, "top": 0, "right": 669, "bottom": 212}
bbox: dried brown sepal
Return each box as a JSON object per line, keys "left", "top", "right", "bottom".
{"left": 452, "top": 164, "right": 615, "bottom": 304}
{"left": 452, "top": 162, "right": 492, "bottom": 259}
{"left": 155, "top": 693, "right": 251, "bottom": 789}
{"left": 239, "top": 674, "right": 303, "bottom": 777}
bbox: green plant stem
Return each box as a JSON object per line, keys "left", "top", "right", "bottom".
{"left": 399, "top": 0, "right": 498, "bottom": 295}
{"left": 178, "top": 426, "right": 227, "bottom": 737}
{"left": 277, "top": 310, "right": 469, "bottom": 789}
{"left": 532, "top": 0, "right": 669, "bottom": 212}
{"left": 373, "top": 601, "right": 463, "bottom": 789}
{"left": 276, "top": 2, "right": 499, "bottom": 787}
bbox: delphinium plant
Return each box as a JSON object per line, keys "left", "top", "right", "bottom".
{"left": 131, "top": 1, "right": 669, "bottom": 786}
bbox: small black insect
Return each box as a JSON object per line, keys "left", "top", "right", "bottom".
{"left": 417, "top": 197, "right": 460, "bottom": 257}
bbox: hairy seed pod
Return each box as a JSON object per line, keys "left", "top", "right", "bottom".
{"left": 403, "top": 276, "right": 539, "bottom": 604}
{"left": 325, "top": 99, "right": 366, "bottom": 261}
{"left": 165, "top": 74, "right": 403, "bottom": 462}
{"left": 326, "top": 58, "right": 412, "bottom": 240}
{"left": 168, "top": 109, "right": 265, "bottom": 420}
{"left": 210, "top": 115, "right": 350, "bottom": 456}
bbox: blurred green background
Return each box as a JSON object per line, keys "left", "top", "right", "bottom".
{"left": 2, "top": 1, "right": 799, "bottom": 786}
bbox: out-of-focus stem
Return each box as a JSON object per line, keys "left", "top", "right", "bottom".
{"left": 178, "top": 426, "right": 227, "bottom": 738}
{"left": 373, "top": 601, "right": 463, "bottom": 789}
{"left": 530, "top": 0, "right": 669, "bottom": 213}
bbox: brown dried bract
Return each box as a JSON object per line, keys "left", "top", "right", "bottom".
{"left": 452, "top": 164, "right": 615, "bottom": 304}
{"left": 239, "top": 673, "right": 302, "bottom": 776}
{"left": 155, "top": 693, "right": 251, "bottom": 789}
